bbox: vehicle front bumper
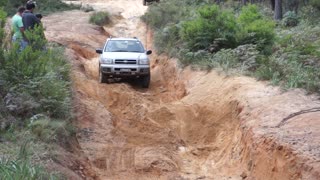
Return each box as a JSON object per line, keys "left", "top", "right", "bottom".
{"left": 100, "top": 64, "right": 150, "bottom": 77}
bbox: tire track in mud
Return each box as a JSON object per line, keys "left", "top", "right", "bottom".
{"left": 45, "top": 1, "right": 320, "bottom": 179}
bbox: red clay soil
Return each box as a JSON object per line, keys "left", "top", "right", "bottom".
{"left": 43, "top": 1, "right": 320, "bottom": 179}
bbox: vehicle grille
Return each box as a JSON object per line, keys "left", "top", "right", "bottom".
{"left": 115, "top": 68, "right": 137, "bottom": 71}
{"left": 115, "top": 59, "right": 137, "bottom": 64}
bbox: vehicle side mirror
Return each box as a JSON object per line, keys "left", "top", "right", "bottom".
{"left": 96, "top": 49, "right": 103, "bottom": 54}
{"left": 146, "top": 50, "right": 152, "bottom": 55}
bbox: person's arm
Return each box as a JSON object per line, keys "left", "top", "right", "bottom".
{"left": 19, "top": 27, "right": 27, "bottom": 41}
{"left": 33, "top": 15, "right": 40, "bottom": 26}
{"left": 17, "top": 19, "right": 27, "bottom": 41}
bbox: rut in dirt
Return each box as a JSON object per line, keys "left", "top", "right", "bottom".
{"left": 43, "top": 0, "right": 320, "bottom": 179}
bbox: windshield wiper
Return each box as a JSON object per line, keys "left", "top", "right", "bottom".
{"left": 130, "top": 51, "right": 143, "bottom": 53}
{"left": 111, "top": 50, "right": 128, "bottom": 52}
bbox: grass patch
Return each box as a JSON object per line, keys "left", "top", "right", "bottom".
{"left": 89, "top": 11, "right": 111, "bottom": 26}
{"left": 0, "top": 158, "right": 58, "bottom": 180}
{"left": 0, "top": 124, "right": 63, "bottom": 179}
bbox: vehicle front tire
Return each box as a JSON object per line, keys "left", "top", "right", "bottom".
{"left": 99, "top": 70, "right": 108, "bottom": 83}
{"left": 141, "top": 75, "right": 150, "bottom": 88}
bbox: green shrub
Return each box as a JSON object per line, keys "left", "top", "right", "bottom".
{"left": 29, "top": 117, "right": 74, "bottom": 142}
{"left": 277, "top": 24, "right": 320, "bottom": 57}
{"left": 0, "top": 10, "right": 71, "bottom": 120}
{"left": 282, "top": 11, "right": 299, "bottom": 27}
{"left": 256, "top": 22, "right": 320, "bottom": 92}
{"left": 255, "top": 49, "right": 320, "bottom": 92}
{"left": 1, "top": 49, "right": 71, "bottom": 118}
{"left": 36, "top": 0, "right": 81, "bottom": 15}
{"left": 310, "top": 0, "right": 320, "bottom": 10}
{"left": 180, "top": 5, "right": 237, "bottom": 51}
{"left": 0, "top": 7, "right": 72, "bottom": 179}
{"left": 179, "top": 49, "right": 211, "bottom": 67}
{"left": 141, "top": 0, "right": 191, "bottom": 30}
{"left": 2, "top": 0, "right": 80, "bottom": 16}
{"left": 238, "top": 4, "right": 263, "bottom": 24}
{"left": 154, "top": 24, "right": 181, "bottom": 55}
{"left": 0, "top": 7, "right": 6, "bottom": 43}
{"left": 237, "top": 5, "right": 276, "bottom": 54}
{"left": 180, "top": 44, "right": 260, "bottom": 72}
{"left": 142, "top": 0, "right": 320, "bottom": 94}
{"left": 89, "top": 11, "right": 111, "bottom": 26}
{"left": 300, "top": 6, "right": 320, "bottom": 25}
{"left": 141, "top": 0, "right": 197, "bottom": 55}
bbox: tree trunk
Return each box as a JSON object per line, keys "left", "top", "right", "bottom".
{"left": 270, "top": 0, "right": 275, "bottom": 10}
{"left": 274, "top": 0, "right": 282, "bottom": 20}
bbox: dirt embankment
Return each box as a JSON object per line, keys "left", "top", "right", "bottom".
{"left": 43, "top": 0, "right": 320, "bottom": 179}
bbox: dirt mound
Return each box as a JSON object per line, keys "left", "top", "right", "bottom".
{"left": 43, "top": 0, "right": 320, "bottom": 179}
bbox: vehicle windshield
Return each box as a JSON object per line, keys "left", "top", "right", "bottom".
{"left": 104, "top": 40, "right": 145, "bottom": 53}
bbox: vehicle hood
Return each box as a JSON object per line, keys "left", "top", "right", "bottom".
{"left": 102, "top": 52, "right": 148, "bottom": 60}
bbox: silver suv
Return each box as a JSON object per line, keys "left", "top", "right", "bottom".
{"left": 96, "top": 37, "right": 152, "bottom": 88}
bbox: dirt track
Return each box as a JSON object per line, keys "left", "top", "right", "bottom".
{"left": 44, "top": 0, "right": 320, "bottom": 179}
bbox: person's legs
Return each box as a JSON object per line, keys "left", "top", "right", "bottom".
{"left": 12, "top": 35, "right": 17, "bottom": 43}
{"left": 20, "top": 39, "right": 28, "bottom": 51}
{"left": 12, "top": 36, "right": 28, "bottom": 52}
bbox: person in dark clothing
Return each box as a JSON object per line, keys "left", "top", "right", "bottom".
{"left": 22, "top": 1, "right": 40, "bottom": 30}
{"left": 21, "top": 1, "right": 47, "bottom": 50}
{"left": 35, "top": 13, "right": 46, "bottom": 41}
{"left": 35, "top": 13, "right": 42, "bottom": 21}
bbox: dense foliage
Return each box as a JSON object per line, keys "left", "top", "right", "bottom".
{"left": 142, "top": 2, "right": 275, "bottom": 55}
{"left": 0, "top": 3, "right": 73, "bottom": 178}
{"left": 142, "top": 0, "right": 320, "bottom": 93}
{"left": 180, "top": 5, "right": 238, "bottom": 50}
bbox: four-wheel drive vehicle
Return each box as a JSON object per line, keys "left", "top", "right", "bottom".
{"left": 96, "top": 37, "right": 152, "bottom": 88}
{"left": 143, "top": 0, "right": 159, "bottom": 6}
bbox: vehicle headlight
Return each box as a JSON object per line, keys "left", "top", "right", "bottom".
{"left": 101, "top": 58, "right": 113, "bottom": 64}
{"left": 139, "top": 59, "right": 149, "bottom": 65}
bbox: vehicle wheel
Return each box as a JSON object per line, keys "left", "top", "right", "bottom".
{"left": 141, "top": 75, "right": 150, "bottom": 88}
{"left": 99, "top": 70, "right": 108, "bottom": 83}
{"left": 143, "top": 0, "right": 146, "bottom": 6}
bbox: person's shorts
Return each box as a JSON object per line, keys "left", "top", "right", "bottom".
{"left": 12, "top": 36, "right": 28, "bottom": 51}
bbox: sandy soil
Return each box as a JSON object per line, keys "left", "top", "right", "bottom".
{"left": 43, "top": 0, "right": 320, "bottom": 179}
